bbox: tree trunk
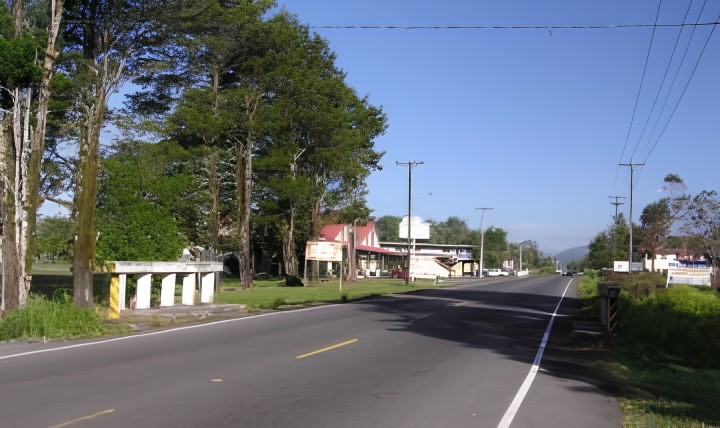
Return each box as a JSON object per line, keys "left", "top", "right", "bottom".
{"left": 208, "top": 64, "right": 221, "bottom": 250}
{"left": 208, "top": 148, "right": 220, "bottom": 249}
{"left": 0, "top": 0, "right": 63, "bottom": 312}
{"left": 236, "top": 94, "right": 259, "bottom": 289}
{"left": 73, "top": 95, "right": 104, "bottom": 307}
{"left": 237, "top": 137, "right": 253, "bottom": 289}
{"left": 282, "top": 203, "right": 298, "bottom": 276}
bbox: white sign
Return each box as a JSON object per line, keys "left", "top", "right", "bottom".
{"left": 305, "top": 241, "right": 343, "bottom": 262}
{"left": 613, "top": 261, "right": 642, "bottom": 273}
{"left": 399, "top": 216, "right": 430, "bottom": 240}
{"left": 666, "top": 267, "right": 712, "bottom": 287}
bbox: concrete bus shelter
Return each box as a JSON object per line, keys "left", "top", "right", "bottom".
{"left": 108, "top": 261, "right": 224, "bottom": 319}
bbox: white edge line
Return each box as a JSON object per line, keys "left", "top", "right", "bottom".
{"left": 497, "top": 279, "right": 573, "bottom": 428}
{"left": 0, "top": 304, "right": 342, "bottom": 361}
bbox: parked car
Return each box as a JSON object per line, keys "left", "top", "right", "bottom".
{"left": 486, "top": 269, "right": 509, "bottom": 277}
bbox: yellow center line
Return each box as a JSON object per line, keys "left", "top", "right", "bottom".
{"left": 49, "top": 409, "right": 115, "bottom": 428}
{"left": 296, "top": 339, "right": 359, "bottom": 359}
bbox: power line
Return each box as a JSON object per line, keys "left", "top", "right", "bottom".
{"left": 611, "top": 0, "right": 663, "bottom": 197}
{"left": 642, "top": 7, "right": 720, "bottom": 164}
{"left": 310, "top": 22, "right": 719, "bottom": 30}
{"left": 629, "top": 0, "right": 696, "bottom": 162}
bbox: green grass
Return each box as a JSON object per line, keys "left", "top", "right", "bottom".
{"left": 216, "top": 277, "right": 444, "bottom": 310}
{"left": 596, "top": 356, "right": 720, "bottom": 427}
{"left": 574, "top": 270, "right": 720, "bottom": 427}
{"left": 0, "top": 292, "right": 108, "bottom": 341}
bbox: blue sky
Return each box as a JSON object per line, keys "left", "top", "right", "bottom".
{"left": 276, "top": 0, "right": 720, "bottom": 254}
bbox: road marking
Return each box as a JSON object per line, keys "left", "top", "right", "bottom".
{"left": 296, "top": 339, "right": 358, "bottom": 359}
{"left": 497, "top": 279, "right": 573, "bottom": 428}
{"left": 49, "top": 409, "right": 114, "bottom": 428}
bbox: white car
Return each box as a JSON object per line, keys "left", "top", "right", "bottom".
{"left": 485, "top": 269, "right": 509, "bottom": 277}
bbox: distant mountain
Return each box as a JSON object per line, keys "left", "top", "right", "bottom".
{"left": 554, "top": 245, "right": 589, "bottom": 267}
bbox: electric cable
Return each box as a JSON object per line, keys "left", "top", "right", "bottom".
{"left": 610, "top": 0, "right": 663, "bottom": 198}
{"left": 642, "top": 9, "right": 719, "bottom": 164}
{"left": 629, "top": 0, "right": 696, "bottom": 162}
{"left": 309, "top": 22, "right": 719, "bottom": 31}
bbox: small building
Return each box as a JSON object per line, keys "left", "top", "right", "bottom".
{"left": 643, "top": 249, "right": 707, "bottom": 273}
{"left": 379, "top": 242, "right": 477, "bottom": 278}
{"left": 311, "top": 222, "right": 477, "bottom": 280}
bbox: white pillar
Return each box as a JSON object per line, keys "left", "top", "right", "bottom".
{"left": 200, "top": 272, "right": 214, "bottom": 303}
{"left": 119, "top": 274, "right": 127, "bottom": 310}
{"left": 160, "top": 274, "right": 176, "bottom": 307}
{"left": 182, "top": 274, "right": 196, "bottom": 305}
{"left": 136, "top": 274, "right": 152, "bottom": 309}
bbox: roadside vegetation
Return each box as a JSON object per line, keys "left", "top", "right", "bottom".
{"left": 0, "top": 291, "right": 109, "bottom": 342}
{"left": 577, "top": 270, "right": 720, "bottom": 427}
{"left": 216, "top": 277, "right": 445, "bottom": 310}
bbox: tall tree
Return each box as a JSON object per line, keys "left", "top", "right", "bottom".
{"left": 61, "top": 0, "right": 164, "bottom": 306}
{"left": 94, "top": 140, "right": 188, "bottom": 263}
{"left": 638, "top": 199, "right": 672, "bottom": 271}
{"left": 585, "top": 214, "right": 630, "bottom": 270}
{"left": 1, "top": 0, "right": 63, "bottom": 312}
{"left": 682, "top": 190, "right": 720, "bottom": 285}
{"left": 375, "top": 215, "right": 402, "bottom": 242}
{"left": 429, "top": 216, "right": 478, "bottom": 245}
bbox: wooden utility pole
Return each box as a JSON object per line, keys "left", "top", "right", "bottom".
{"left": 620, "top": 163, "right": 644, "bottom": 274}
{"left": 397, "top": 161, "right": 423, "bottom": 284}
{"left": 609, "top": 195, "right": 627, "bottom": 220}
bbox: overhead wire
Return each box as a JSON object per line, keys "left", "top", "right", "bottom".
{"left": 629, "top": 0, "right": 696, "bottom": 162}
{"left": 610, "top": 0, "right": 664, "bottom": 198}
{"left": 307, "top": 11, "right": 720, "bottom": 199}
{"left": 641, "top": 8, "right": 720, "bottom": 165}
{"left": 633, "top": 0, "right": 708, "bottom": 185}
{"left": 309, "top": 22, "right": 719, "bottom": 31}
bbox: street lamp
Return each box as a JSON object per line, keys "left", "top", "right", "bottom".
{"left": 475, "top": 207, "right": 494, "bottom": 277}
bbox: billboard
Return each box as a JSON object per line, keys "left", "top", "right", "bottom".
{"left": 305, "top": 241, "right": 343, "bottom": 262}
{"left": 399, "top": 216, "right": 430, "bottom": 240}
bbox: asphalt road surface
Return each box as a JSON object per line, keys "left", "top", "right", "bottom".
{"left": 0, "top": 275, "right": 619, "bottom": 427}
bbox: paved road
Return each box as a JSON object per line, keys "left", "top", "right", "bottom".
{"left": 0, "top": 275, "right": 619, "bottom": 427}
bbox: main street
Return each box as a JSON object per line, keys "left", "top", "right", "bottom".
{"left": 0, "top": 275, "right": 619, "bottom": 427}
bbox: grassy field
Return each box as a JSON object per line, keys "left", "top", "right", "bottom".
{"left": 597, "top": 356, "right": 720, "bottom": 427}
{"left": 216, "top": 277, "right": 444, "bottom": 310}
{"left": 579, "top": 271, "right": 720, "bottom": 427}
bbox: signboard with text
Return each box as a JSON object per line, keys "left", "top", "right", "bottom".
{"left": 305, "top": 241, "right": 343, "bottom": 262}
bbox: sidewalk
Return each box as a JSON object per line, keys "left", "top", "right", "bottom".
{"left": 116, "top": 303, "right": 248, "bottom": 333}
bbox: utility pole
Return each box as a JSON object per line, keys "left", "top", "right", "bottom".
{"left": 475, "top": 207, "right": 494, "bottom": 278}
{"left": 609, "top": 195, "right": 627, "bottom": 220}
{"left": 519, "top": 244, "right": 523, "bottom": 272}
{"left": 620, "top": 163, "right": 644, "bottom": 274}
{"left": 397, "top": 161, "right": 424, "bottom": 285}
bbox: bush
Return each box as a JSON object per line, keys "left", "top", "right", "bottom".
{"left": 619, "top": 272, "right": 666, "bottom": 300}
{"left": 0, "top": 292, "right": 107, "bottom": 341}
{"left": 618, "top": 286, "right": 720, "bottom": 368}
{"left": 577, "top": 269, "right": 600, "bottom": 299}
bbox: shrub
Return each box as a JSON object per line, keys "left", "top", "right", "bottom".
{"left": 618, "top": 286, "right": 720, "bottom": 368}
{"left": 0, "top": 293, "right": 107, "bottom": 341}
{"left": 577, "top": 269, "right": 600, "bottom": 299}
{"left": 619, "top": 272, "right": 666, "bottom": 300}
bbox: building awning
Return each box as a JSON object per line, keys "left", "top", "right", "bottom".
{"left": 355, "top": 244, "right": 403, "bottom": 256}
